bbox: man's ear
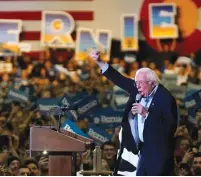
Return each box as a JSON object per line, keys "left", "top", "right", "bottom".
{"left": 152, "top": 82, "right": 156, "bottom": 88}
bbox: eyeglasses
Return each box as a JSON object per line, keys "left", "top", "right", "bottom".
{"left": 134, "top": 80, "right": 151, "bottom": 86}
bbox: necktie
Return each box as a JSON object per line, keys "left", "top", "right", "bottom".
{"left": 134, "top": 97, "right": 150, "bottom": 149}
{"left": 134, "top": 114, "right": 140, "bottom": 149}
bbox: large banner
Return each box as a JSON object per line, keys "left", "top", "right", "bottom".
{"left": 149, "top": 3, "right": 178, "bottom": 39}
{"left": 0, "top": 20, "right": 22, "bottom": 56}
{"left": 41, "top": 11, "right": 75, "bottom": 48}
{"left": 121, "top": 14, "right": 139, "bottom": 51}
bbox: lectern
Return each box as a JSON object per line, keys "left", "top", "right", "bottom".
{"left": 30, "top": 126, "right": 93, "bottom": 176}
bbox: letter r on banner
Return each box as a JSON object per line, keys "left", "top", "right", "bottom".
{"left": 41, "top": 11, "right": 75, "bottom": 48}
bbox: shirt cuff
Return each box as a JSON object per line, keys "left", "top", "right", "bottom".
{"left": 99, "top": 62, "right": 109, "bottom": 73}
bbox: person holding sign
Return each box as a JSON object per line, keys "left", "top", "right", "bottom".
{"left": 89, "top": 50, "right": 178, "bottom": 176}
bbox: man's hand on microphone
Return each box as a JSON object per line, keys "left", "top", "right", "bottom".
{"left": 131, "top": 103, "right": 148, "bottom": 118}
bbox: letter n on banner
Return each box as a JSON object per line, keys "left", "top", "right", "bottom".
{"left": 0, "top": 20, "right": 22, "bottom": 56}
{"left": 41, "top": 11, "right": 75, "bottom": 48}
{"left": 76, "top": 28, "right": 112, "bottom": 61}
{"left": 149, "top": 3, "right": 178, "bottom": 39}
{"left": 121, "top": 14, "right": 139, "bottom": 51}
{"left": 96, "top": 30, "right": 112, "bottom": 62}
{"left": 76, "top": 28, "right": 98, "bottom": 61}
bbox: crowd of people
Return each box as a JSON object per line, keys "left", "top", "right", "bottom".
{"left": 0, "top": 47, "right": 200, "bottom": 175}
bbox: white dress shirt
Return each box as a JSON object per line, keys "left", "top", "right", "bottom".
{"left": 99, "top": 62, "right": 158, "bottom": 142}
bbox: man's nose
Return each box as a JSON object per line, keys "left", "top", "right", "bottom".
{"left": 136, "top": 84, "right": 141, "bottom": 89}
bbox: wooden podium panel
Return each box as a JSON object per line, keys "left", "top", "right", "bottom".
{"left": 30, "top": 126, "right": 92, "bottom": 176}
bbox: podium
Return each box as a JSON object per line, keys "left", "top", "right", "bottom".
{"left": 30, "top": 126, "right": 93, "bottom": 176}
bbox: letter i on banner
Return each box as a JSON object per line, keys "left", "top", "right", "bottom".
{"left": 41, "top": 11, "right": 75, "bottom": 48}
{"left": 76, "top": 28, "right": 98, "bottom": 61}
{"left": 149, "top": 3, "right": 178, "bottom": 39}
{"left": 121, "top": 14, "right": 139, "bottom": 51}
{"left": 0, "top": 20, "right": 22, "bottom": 56}
{"left": 96, "top": 30, "right": 112, "bottom": 62}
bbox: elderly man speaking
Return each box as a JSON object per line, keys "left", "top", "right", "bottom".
{"left": 89, "top": 50, "right": 178, "bottom": 176}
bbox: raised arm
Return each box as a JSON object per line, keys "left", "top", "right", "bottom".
{"left": 90, "top": 50, "right": 137, "bottom": 94}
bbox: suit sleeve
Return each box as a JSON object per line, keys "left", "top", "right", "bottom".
{"left": 102, "top": 65, "right": 137, "bottom": 94}
{"left": 163, "top": 94, "right": 178, "bottom": 140}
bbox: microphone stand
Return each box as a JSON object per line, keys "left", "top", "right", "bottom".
{"left": 57, "top": 109, "right": 64, "bottom": 133}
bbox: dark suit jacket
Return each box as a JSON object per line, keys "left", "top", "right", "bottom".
{"left": 103, "top": 66, "right": 178, "bottom": 175}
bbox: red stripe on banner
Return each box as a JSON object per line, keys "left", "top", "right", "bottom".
{"left": 23, "top": 51, "right": 69, "bottom": 59}
{"left": 20, "top": 31, "right": 40, "bottom": 41}
{"left": 23, "top": 51, "right": 42, "bottom": 59}
{"left": 0, "top": 11, "right": 93, "bottom": 21}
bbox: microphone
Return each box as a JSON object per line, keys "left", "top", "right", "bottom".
{"left": 135, "top": 93, "right": 142, "bottom": 103}
{"left": 59, "top": 104, "right": 78, "bottom": 111}
{"left": 52, "top": 105, "right": 78, "bottom": 113}
{"left": 131, "top": 94, "right": 142, "bottom": 117}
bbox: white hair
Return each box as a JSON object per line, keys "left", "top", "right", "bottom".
{"left": 135, "top": 67, "right": 160, "bottom": 85}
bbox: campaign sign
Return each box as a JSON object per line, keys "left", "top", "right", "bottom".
{"left": 7, "top": 88, "right": 29, "bottom": 103}
{"left": 62, "top": 119, "right": 88, "bottom": 138}
{"left": 76, "top": 95, "right": 100, "bottom": 116}
{"left": 90, "top": 106, "right": 123, "bottom": 125}
{"left": 87, "top": 123, "right": 112, "bottom": 144}
{"left": 37, "top": 98, "right": 60, "bottom": 116}
{"left": 193, "top": 89, "right": 201, "bottom": 109}
{"left": 59, "top": 94, "right": 79, "bottom": 121}
{"left": 184, "top": 94, "right": 198, "bottom": 124}
{"left": 41, "top": 11, "right": 75, "bottom": 48}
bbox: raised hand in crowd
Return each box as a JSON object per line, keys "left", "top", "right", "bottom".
{"left": 182, "top": 148, "right": 194, "bottom": 163}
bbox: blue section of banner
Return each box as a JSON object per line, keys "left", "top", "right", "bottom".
{"left": 184, "top": 90, "right": 201, "bottom": 124}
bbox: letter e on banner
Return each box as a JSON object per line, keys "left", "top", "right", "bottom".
{"left": 0, "top": 20, "right": 22, "bottom": 56}
{"left": 149, "top": 3, "right": 178, "bottom": 39}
